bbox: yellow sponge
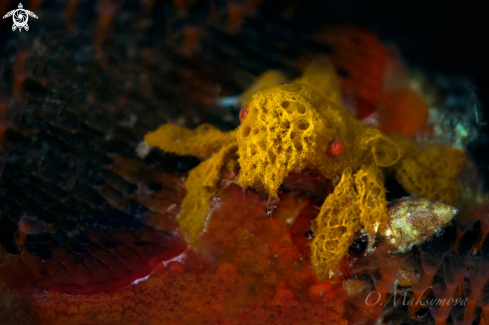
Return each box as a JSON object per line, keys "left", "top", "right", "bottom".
{"left": 390, "top": 136, "right": 465, "bottom": 205}
{"left": 178, "top": 143, "right": 238, "bottom": 244}
{"left": 311, "top": 164, "right": 388, "bottom": 279}
{"left": 236, "top": 83, "right": 403, "bottom": 198}
{"left": 238, "top": 58, "right": 341, "bottom": 108}
{"left": 144, "top": 123, "right": 237, "bottom": 160}
{"left": 238, "top": 70, "right": 288, "bottom": 108}
{"left": 292, "top": 56, "right": 341, "bottom": 104}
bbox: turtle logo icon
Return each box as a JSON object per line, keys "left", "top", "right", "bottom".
{"left": 3, "top": 3, "right": 38, "bottom": 32}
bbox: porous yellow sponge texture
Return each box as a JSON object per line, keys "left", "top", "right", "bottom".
{"left": 292, "top": 56, "right": 341, "bottom": 104}
{"left": 311, "top": 164, "right": 388, "bottom": 279}
{"left": 236, "top": 83, "right": 403, "bottom": 198}
{"left": 144, "top": 123, "right": 237, "bottom": 160}
{"left": 391, "top": 136, "right": 465, "bottom": 205}
{"left": 238, "top": 70, "right": 288, "bottom": 108}
{"left": 178, "top": 143, "right": 238, "bottom": 244}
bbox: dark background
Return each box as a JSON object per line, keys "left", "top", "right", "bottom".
{"left": 2, "top": 0, "right": 488, "bottom": 119}
{"left": 1, "top": 0, "right": 489, "bottom": 187}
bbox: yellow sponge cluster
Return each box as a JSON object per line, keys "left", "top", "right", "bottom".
{"left": 178, "top": 143, "right": 238, "bottom": 244}
{"left": 143, "top": 122, "right": 239, "bottom": 243}
{"left": 311, "top": 164, "right": 388, "bottom": 279}
{"left": 144, "top": 123, "right": 237, "bottom": 160}
{"left": 292, "top": 56, "right": 341, "bottom": 104}
{"left": 238, "top": 56, "right": 340, "bottom": 108}
{"left": 390, "top": 136, "right": 465, "bottom": 205}
{"left": 236, "top": 83, "right": 403, "bottom": 198}
{"left": 238, "top": 70, "right": 288, "bottom": 108}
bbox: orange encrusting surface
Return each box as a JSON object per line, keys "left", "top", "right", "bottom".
{"left": 313, "top": 25, "right": 429, "bottom": 137}
{"left": 313, "top": 25, "right": 388, "bottom": 119}
{"left": 32, "top": 185, "right": 350, "bottom": 325}
{"left": 379, "top": 90, "right": 429, "bottom": 137}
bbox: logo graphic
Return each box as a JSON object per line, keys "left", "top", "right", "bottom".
{"left": 3, "top": 3, "right": 38, "bottom": 32}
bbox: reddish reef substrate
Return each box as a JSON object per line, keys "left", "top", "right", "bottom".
{"left": 28, "top": 184, "right": 351, "bottom": 325}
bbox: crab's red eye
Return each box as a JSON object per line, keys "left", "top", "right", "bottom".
{"left": 326, "top": 138, "right": 345, "bottom": 156}
{"left": 239, "top": 106, "right": 248, "bottom": 122}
